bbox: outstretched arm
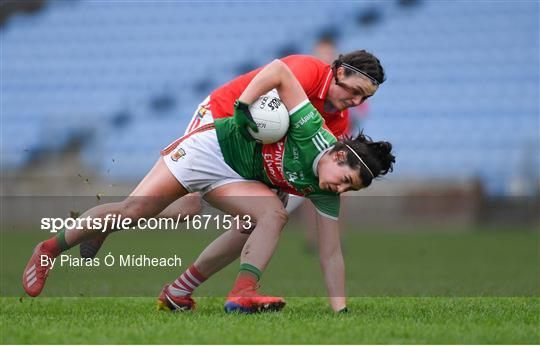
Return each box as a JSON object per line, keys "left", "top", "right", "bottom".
{"left": 316, "top": 213, "right": 347, "bottom": 312}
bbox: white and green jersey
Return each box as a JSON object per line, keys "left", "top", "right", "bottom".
{"left": 215, "top": 100, "right": 339, "bottom": 219}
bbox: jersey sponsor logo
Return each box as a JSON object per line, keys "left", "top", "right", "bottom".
{"left": 293, "top": 110, "right": 317, "bottom": 129}
{"left": 171, "top": 147, "right": 186, "bottom": 162}
{"left": 292, "top": 146, "right": 300, "bottom": 161}
{"left": 262, "top": 140, "right": 295, "bottom": 191}
{"left": 312, "top": 131, "right": 330, "bottom": 152}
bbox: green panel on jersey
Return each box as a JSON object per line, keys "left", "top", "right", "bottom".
{"left": 288, "top": 101, "right": 325, "bottom": 141}
{"left": 214, "top": 118, "right": 263, "bottom": 180}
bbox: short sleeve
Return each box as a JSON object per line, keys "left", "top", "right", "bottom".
{"left": 288, "top": 101, "right": 325, "bottom": 141}
{"left": 308, "top": 193, "right": 340, "bottom": 220}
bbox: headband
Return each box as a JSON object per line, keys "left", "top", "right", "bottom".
{"left": 341, "top": 62, "right": 379, "bottom": 86}
{"left": 344, "top": 144, "right": 374, "bottom": 179}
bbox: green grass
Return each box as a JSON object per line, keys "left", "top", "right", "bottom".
{"left": 1, "top": 297, "right": 538, "bottom": 344}
{"left": 2, "top": 226, "right": 539, "bottom": 343}
{"left": 2, "top": 227, "right": 539, "bottom": 297}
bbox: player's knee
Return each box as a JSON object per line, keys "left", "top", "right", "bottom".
{"left": 276, "top": 207, "right": 289, "bottom": 227}
{"left": 237, "top": 220, "right": 256, "bottom": 234}
{"left": 182, "top": 197, "right": 203, "bottom": 218}
{"left": 258, "top": 206, "right": 289, "bottom": 229}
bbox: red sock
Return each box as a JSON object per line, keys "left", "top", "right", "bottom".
{"left": 231, "top": 271, "right": 258, "bottom": 294}
{"left": 168, "top": 264, "right": 207, "bottom": 297}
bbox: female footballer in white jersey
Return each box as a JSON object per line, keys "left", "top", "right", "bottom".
{"left": 23, "top": 55, "right": 393, "bottom": 313}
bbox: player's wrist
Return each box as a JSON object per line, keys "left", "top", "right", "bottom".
{"left": 234, "top": 99, "right": 259, "bottom": 140}
{"left": 234, "top": 99, "right": 251, "bottom": 112}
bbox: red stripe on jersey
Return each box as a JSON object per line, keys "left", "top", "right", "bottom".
{"left": 186, "top": 117, "right": 196, "bottom": 133}
{"left": 161, "top": 123, "right": 215, "bottom": 156}
{"left": 319, "top": 70, "right": 333, "bottom": 99}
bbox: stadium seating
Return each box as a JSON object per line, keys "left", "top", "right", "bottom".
{"left": 338, "top": 1, "right": 538, "bottom": 194}
{"left": 1, "top": 1, "right": 538, "bottom": 194}
{"left": 1, "top": 1, "right": 360, "bottom": 173}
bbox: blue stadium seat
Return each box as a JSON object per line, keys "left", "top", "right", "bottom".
{"left": 2, "top": 1, "right": 537, "bottom": 195}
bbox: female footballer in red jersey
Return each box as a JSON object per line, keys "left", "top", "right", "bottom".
{"left": 23, "top": 51, "right": 388, "bottom": 313}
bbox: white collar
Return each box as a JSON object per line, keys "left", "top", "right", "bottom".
{"left": 312, "top": 146, "right": 334, "bottom": 177}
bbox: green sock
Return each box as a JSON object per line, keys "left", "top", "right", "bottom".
{"left": 238, "top": 263, "right": 262, "bottom": 281}
{"left": 55, "top": 230, "right": 70, "bottom": 251}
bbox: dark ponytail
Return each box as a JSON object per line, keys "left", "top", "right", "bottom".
{"left": 331, "top": 133, "right": 395, "bottom": 187}
{"left": 331, "top": 50, "right": 386, "bottom": 85}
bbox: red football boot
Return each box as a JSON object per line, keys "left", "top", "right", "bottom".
{"left": 224, "top": 286, "right": 285, "bottom": 313}
{"left": 22, "top": 242, "right": 55, "bottom": 297}
{"left": 156, "top": 284, "right": 196, "bottom": 312}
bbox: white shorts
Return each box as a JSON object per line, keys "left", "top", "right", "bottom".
{"left": 162, "top": 95, "right": 251, "bottom": 194}
{"left": 183, "top": 96, "right": 214, "bottom": 135}
{"left": 285, "top": 194, "right": 306, "bottom": 213}
{"left": 161, "top": 124, "right": 254, "bottom": 195}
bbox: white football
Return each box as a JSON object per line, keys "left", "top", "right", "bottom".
{"left": 248, "top": 90, "right": 289, "bottom": 144}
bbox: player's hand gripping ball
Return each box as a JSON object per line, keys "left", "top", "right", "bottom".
{"left": 234, "top": 90, "right": 289, "bottom": 144}
{"left": 247, "top": 90, "right": 289, "bottom": 144}
{"left": 234, "top": 99, "right": 259, "bottom": 141}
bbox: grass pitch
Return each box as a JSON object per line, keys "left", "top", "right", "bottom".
{"left": 2, "top": 226, "right": 539, "bottom": 343}
{"left": 1, "top": 297, "right": 538, "bottom": 344}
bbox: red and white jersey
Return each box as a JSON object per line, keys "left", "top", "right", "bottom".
{"left": 209, "top": 55, "right": 350, "bottom": 139}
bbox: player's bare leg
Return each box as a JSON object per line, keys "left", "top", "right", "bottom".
{"left": 193, "top": 229, "right": 249, "bottom": 276}
{"left": 204, "top": 181, "right": 288, "bottom": 313}
{"left": 156, "top": 227, "right": 249, "bottom": 312}
{"left": 159, "top": 181, "right": 287, "bottom": 313}
{"left": 157, "top": 193, "right": 203, "bottom": 219}
{"left": 159, "top": 188, "right": 289, "bottom": 298}
{"left": 23, "top": 157, "right": 188, "bottom": 297}
{"left": 81, "top": 192, "right": 204, "bottom": 258}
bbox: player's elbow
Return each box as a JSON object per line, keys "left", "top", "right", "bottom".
{"left": 268, "top": 59, "right": 290, "bottom": 80}
{"left": 270, "top": 58, "right": 287, "bottom": 70}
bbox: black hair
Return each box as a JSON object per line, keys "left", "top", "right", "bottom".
{"left": 330, "top": 133, "right": 395, "bottom": 187}
{"left": 331, "top": 50, "right": 386, "bottom": 85}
